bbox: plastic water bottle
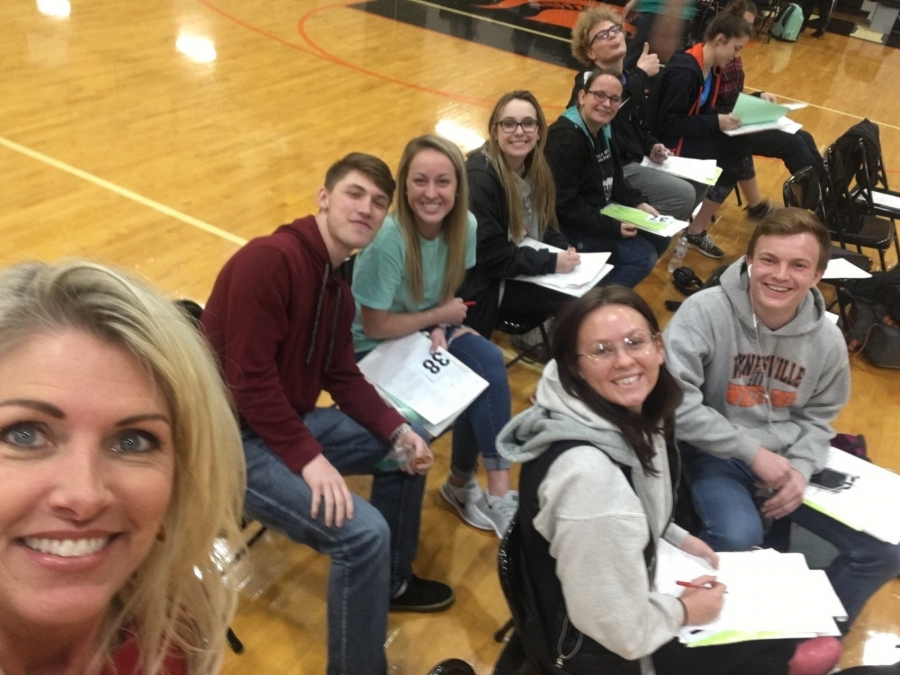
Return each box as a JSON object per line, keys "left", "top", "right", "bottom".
{"left": 667, "top": 235, "right": 689, "bottom": 274}
{"left": 375, "top": 443, "right": 415, "bottom": 471}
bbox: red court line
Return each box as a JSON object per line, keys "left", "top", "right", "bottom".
{"left": 197, "top": 0, "right": 502, "bottom": 107}
{"left": 296, "top": 2, "right": 496, "bottom": 107}
{"left": 196, "top": 0, "right": 319, "bottom": 56}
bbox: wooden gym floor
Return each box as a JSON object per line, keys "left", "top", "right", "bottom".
{"left": 3, "top": 0, "right": 899, "bottom": 672}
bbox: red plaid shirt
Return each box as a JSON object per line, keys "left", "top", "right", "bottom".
{"left": 715, "top": 56, "right": 745, "bottom": 114}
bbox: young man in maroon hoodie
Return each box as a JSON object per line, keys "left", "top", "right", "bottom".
{"left": 201, "top": 153, "right": 454, "bottom": 675}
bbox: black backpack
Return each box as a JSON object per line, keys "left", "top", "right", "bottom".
{"left": 826, "top": 120, "right": 883, "bottom": 235}
{"left": 843, "top": 265, "right": 900, "bottom": 368}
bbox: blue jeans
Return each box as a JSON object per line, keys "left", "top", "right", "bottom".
{"left": 603, "top": 235, "right": 659, "bottom": 288}
{"left": 447, "top": 330, "right": 512, "bottom": 480}
{"left": 242, "top": 410, "right": 428, "bottom": 675}
{"left": 681, "top": 442, "right": 900, "bottom": 624}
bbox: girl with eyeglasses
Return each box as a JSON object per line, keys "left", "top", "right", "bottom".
{"left": 494, "top": 285, "right": 841, "bottom": 675}
{"left": 459, "top": 91, "right": 578, "bottom": 339}
{"left": 351, "top": 135, "right": 517, "bottom": 538}
{"left": 545, "top": 68, "right": 661, "bottom": 289}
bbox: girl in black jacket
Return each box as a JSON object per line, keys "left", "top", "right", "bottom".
{"left": 460, "top": 91, "right": 580, "bottom": 338}
{"left": 651, "top": 12, "right": 775, "bottom": 259}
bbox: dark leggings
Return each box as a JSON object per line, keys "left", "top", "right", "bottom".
{"left": 679, "top": 133, "right": 751, "bottom": 205}
{"left": 748, "top": 129, "right": 824, "bottom": 175}
{"left": 652, "top": 637, "right": 797, "bottom": 675}
{"left": 497, "top": 279, "right": 572, "bottom": 326}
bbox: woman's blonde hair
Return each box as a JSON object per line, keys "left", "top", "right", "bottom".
{"left": 571, "top": 6, "right": 623, "bottom": 65}
{"left": 395, "top": 135, "right": 470, "bottom": 304}
{"left": 0, "top": 260, "right": 245, "bottom": 675}
{"left": 481, "top": 91, "right": 559, "bottom": 243}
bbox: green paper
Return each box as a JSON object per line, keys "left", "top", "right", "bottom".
{"left": 687, "top": 630, "right": 797, "bottom": 647}
{"left": 600, "top": 204, "right": 685, "bottom": 235}
{"left": 802, "top": 496, "right": 863, "bottom": 531}
{"left": 732, "top": 93, "right": 790, "bottom": 126}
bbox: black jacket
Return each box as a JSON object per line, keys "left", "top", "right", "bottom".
{"left": 650, "top": 45, "right": 723, "bottom": 156}
{"left": 459, "top": 152, "right": 569, "bottom": 337}
{"left": 511, "top": 438, "right": 676, "bottom": 674}
{"left": 545, "top": 112, "right": 645, "bottom": 254}
{"left": 568, "top": 67, "right": 659, "bottom": 165}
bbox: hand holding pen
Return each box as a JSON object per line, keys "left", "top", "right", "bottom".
{"left": 677, "top": 575, "right": 727, "bottom": 626}
{"left": 649, "top": 143, "right": 671, "bottom": 164}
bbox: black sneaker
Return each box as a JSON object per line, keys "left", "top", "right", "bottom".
{"left": 684, "top": 231, "right": 725, "bottom": 259}
{"left": 746, "top": 199, "right": 777, "bottom": 221}
{"left": 390, "top": 575, "right": 455, "bottom": 613}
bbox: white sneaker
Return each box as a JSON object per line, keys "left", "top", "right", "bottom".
{"left": 440, "top": 477, "right": 492, "bottom": 530}
{"left": 480, "top": 491, "right": 519, "bottom": 538}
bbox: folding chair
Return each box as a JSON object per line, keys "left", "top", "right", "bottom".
{"left": 850, "top": 139, "right": 900, "bottom": 223}
{"left": 495, "top": 315, "right": 551, "bottom": 369}
{"left": 782, "top": 168, "right": 874, "bottom": 328}
{"left": 824, "top": 140, "right": 898, "bottom": 270}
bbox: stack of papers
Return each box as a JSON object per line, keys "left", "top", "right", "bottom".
{"left": 514, "top": 238, "right": 613, "bottom": 297}
{"left": 804, "top": 447, "right": 900, "bottom": 545}
{"left": 358, "top": 332, "right": 489, "bottom": 437}
{"left": 723, "top": 117, "right": 803, "bottom": 137}
{"left": 640, "top": 156, "right": 724, "bottom": 186}
{"left": 655, "top": 541, "right": 846, "bottom": 647}
{"left": 724, "top": 93, "right": 801, "bottom": 137}
{"left": 600, "top": 203, "right": 688, "bottom": 238}
{"left": 732, "top": 93, "right": 790, "bottom": 125}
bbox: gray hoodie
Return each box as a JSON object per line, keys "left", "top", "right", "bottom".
{"left": 497, "top": 360, "right": 688, "bottom": 673}
{"left": 663, "top": 258, "right": 850, "bottom": 480}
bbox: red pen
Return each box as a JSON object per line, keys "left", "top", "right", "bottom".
{"left": 676, "top": 580, "right": 726, "bottom": 592}
{"left": 463, "top": 301, "right": 476, "bottom": 306}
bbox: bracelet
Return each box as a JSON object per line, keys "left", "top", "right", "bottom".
{"left": 677, "top": 597, "right": 689, "bottom": 626}
{"left": 389, "top": 423, "right": 413, "bottom": 446}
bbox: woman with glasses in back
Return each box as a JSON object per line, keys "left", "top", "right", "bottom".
{"left": 546, "top": 68, "right": 661, "bottom": 289}
{"left": 567, "top": 8, "right": 705, "bottom": 230}
{"left": 495, "top": 285, "right": 841, "bottom": 675}
{"left": 459, "top": 91, "right": 580, "bottom": 339}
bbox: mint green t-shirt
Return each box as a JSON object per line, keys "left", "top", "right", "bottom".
{"left": 351, "top": 211, "right": 477, "bottom": 353}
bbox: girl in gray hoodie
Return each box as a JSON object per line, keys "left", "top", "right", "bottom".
{"left": 496, "top": 286, "right": 840, "bottom": 675}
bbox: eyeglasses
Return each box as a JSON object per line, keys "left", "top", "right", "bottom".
{"left": 585, "top": 90, "right": 627, "bottom": 107}
{"left": 496, "top": 118, "right": 539, "bottom": 133}
{"left": 590, "top": 23, "right": 624, "bottom": 44}
{"left": 578, "top": 331, "right": 660, "bottom": 363}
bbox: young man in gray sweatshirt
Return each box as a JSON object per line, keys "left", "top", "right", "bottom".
{"left": 664, "top": 208, "right": 900, "bottom": 625}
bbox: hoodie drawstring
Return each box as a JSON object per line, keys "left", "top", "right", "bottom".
{"left": 306, "top": 262, "right": 331, "bottom": 365}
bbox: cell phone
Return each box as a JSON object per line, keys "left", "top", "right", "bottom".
{"left": 809, "top": 468, "right": 856, "bottom": 492}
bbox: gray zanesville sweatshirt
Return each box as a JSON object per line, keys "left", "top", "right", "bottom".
{"left": 663, "top": 258, "right": 851, "bottom": 480}
{"left": 497, "top": 360, "right": 688, "bottom": 673}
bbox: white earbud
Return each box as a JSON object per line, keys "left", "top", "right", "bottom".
{"left": 747, "top": 263, "right": 753, "bottom": 278}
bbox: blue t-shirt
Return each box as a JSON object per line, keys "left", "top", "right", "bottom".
{"left": 700, "top": 71, "right": 714, "bottom": 107}
{"left": 351, "top": 211, "right": 477, "bottom": 353}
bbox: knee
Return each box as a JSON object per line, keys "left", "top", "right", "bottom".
{"left": 700, "top": 514, "right": 764, "bottom": 551}
{"left": 856, "top": 540, "right": 900, "bottom": 576}
{"left": 692, "top": 500, "right": 764, "bottom": 551}
{"left": 624, "top": 237, "right": 659, "bottom": 269}
{"left": 340, "top": 509, "right": 391, "bottom": 563}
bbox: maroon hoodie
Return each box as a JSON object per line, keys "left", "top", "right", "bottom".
{"left": 201, "top": 215, "right": 405, "bottom": 473}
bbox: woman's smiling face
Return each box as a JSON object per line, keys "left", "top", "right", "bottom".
{"left": 0, "top": 330, "right": 174, "bottom": 632}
